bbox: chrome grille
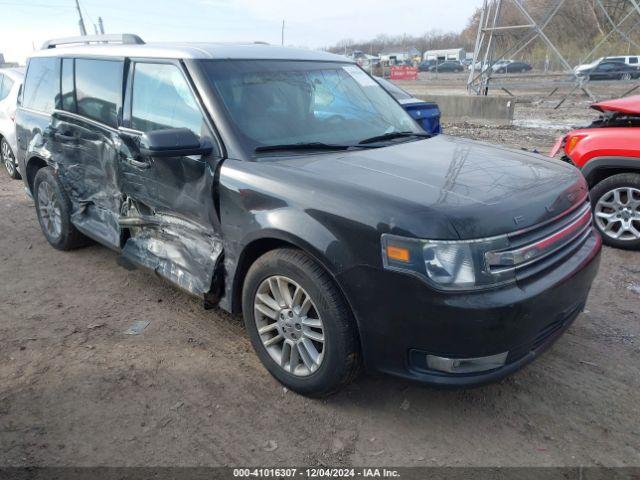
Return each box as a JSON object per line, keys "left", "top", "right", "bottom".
{"left": 485, "top": 201, "right": 593, "bottom": 275}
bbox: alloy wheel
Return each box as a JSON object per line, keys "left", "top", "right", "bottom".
{"left": 254, "top": 275, "right": 325, "bottom": 377}
{"left": 37, "top": 181, "right": 62, "bottom": 239}
{"left": 1, "top": 140, "right": 15, "bottom": 177}
{"left": 622, "top": 73, "right": 632, "bottom": 81}
{"left": 594, "top": 187, "right": 640, "bottom": 241}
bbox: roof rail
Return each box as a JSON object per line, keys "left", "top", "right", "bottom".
{"left": 41, "top": 34, "right": 145, "bottom": 50}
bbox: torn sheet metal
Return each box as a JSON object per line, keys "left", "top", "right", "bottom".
{"left": 120, "top": 209, "right": 223, "bottom": 297}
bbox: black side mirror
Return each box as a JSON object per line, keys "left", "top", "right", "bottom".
{"left": 139, "top": 128, "right": 213, "bottom": 158}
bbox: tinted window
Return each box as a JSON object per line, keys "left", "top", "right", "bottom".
{"left": 75, "top": 59, "right": 123, "bottom": 127}
{"left": 22, "top": 57, "right": 59, "bottom": 112}
{"left": 131, "top": 63, "right": 203, "bottom": 135}
{"left": 61, "top": 58, "right": 76, "bottom": 112}
{"left": 630, "top": 57, "right": 639, "bottom": 64}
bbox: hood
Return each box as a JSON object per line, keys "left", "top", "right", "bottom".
{"left": 591, "top": 95, "right": 640, "bottom": 115}
{"left": 275, "top": 135, "right": 587, "bottom": 240}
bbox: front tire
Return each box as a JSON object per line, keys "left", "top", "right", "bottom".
{"left": 591, "top": 173, "right": 640, "bottom": 250}
{"left": 33, "top": 167, "right": 88, "bottom": 250}
{"left": 1, "top": 138, "right": 20, "bottom": 180}
{"left": 242, "top": 248, "right": 360, "bottom": 397}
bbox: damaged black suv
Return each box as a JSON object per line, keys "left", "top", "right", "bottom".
{"left": 16, "top": 35, "right": 601, "bottom": 396}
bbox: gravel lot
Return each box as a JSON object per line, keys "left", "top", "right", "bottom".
{"left": 1, "top": 82, "right": 639, "bottom": 467}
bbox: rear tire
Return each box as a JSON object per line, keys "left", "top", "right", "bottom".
{"left": 33, "top": 167, "right": 88, "bottom": 250}
{"left": 590, "top": 173, "right": 640, "bottom": 250}
{"left": 1, "top": 138, "right": 20, "bottom": 180}
{"left": 242, "top": 248, "right": 360, "bottom": 397}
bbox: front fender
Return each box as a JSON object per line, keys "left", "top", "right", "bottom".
{"left": 220, "top": 204, "right": 376, "bottom": 314}
{"left": 581, "top": 156, "right": 640, "bottom": 186}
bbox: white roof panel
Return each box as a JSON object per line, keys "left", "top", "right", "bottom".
{"left": 30, "top": 41, "right": 352, "bottom": 63}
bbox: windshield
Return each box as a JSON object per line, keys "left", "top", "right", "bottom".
{"left": 374, "top": 76, "right": 414, "bottom": 101}
{"left": 200, "top": 60, "right": 422, "bottom": 155}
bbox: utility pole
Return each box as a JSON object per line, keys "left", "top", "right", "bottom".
{"left": 75, "top": 0, "right": 87, "bottom": 36}
{"left": 281, "top": 19, "right": 285, "bottom": 46}
{"left": 98, "top": 16, "right": 105, "bottom": 34}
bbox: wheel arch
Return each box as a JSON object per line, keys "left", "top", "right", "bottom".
{"left": 582, "top": 156, "right": 640, "bottom": 188}
{"left": 229, "top": 232, "right": 360, "bottom": 339}
{"left": 25, "top": 156, "right": 49, "bottom": 194}
{"left": 230, "top": 232, "right": 344, "bottom": 312}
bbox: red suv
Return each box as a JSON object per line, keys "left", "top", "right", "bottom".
{"left": 551, "top": 96, "right": 640, "bottom": 249}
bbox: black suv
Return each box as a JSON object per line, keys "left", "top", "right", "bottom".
{"left": 16, "top": 35, "right": 601, "bottom": 396}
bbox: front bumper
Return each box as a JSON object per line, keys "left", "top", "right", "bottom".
{"left": 337, "top": 230, "right": 602, "bottom": 387}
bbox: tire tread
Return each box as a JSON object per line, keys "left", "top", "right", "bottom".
{"left": 243, "top": 248, "right": 361, "bottom": 397}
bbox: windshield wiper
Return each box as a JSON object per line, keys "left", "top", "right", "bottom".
{"left": 358, "top": 131, "right": 431, "bottom": 145}
{"left": 255, "top": 142, "right": 356, "bottom": 153}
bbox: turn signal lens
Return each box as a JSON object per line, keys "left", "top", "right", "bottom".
{"left": 565, "top": 135, "right": 584, "bottom": 154}
{"left": 386, "top": 245, "right": 410, "bottom": 262}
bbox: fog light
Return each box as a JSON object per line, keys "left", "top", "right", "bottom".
{"left": 426, "top": 352, "right": 508, "bottom": 374}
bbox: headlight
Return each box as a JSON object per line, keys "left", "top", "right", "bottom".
{"left": 381, "top": 233, "right": 514, "bottom": 291}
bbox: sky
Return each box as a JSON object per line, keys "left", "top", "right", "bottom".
{"left": 0, "top": 0, "right": 483, "bottom": 64}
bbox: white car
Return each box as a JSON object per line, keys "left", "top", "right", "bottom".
{"left": 0, "top": 67, "right": 25, "bottom": 179}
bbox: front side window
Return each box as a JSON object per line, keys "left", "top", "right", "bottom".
{"left": 131, "top": 62, "right": 204, "bottom": 135}
{"left": 22, "top": 57, "right": 59, "bottom": 113}
{"left": 75, "top": 59, "right": 123, "bottom": 127}
{"left": 630, "top": 57, "right": 639, "bottom": 64}
{"left": 200, "top": 60, "right": 421, "bottom": 155}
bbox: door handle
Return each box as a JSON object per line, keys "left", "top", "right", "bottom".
{"left": 125, "top": 156, "right": 151, "bottom": 169}
{"left": 54, "top": 132, "right": 75, "bottom": 142}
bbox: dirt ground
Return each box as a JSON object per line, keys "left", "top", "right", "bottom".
{"left": 1, "top": 79, "right": 640, "bottom": 467}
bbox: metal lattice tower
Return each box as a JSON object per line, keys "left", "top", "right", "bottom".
{"left": 467, "top": 0, "right": 640, "bottom": 105}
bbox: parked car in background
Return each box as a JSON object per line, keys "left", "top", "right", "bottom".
{"left": 0, "top": 67, "right": 24, "bottom": 179}
{"left": 468, "top": 59, "right": 510, "bottom": 72}
{"left": 575, "top": 55, "right": 640, "bottom": 76}
{"left": 418, "top": 60, "right": 435, "bottom": 72}
{"left": 550, "top": 96, "right": 640, "bottom": 249}
{"left": 578, "top": 61, "right": 640, "bottom": 81}
{"left": 493, "top": 61, "right": 532, "bottom": 73}
{"left": 375, "top": 76, "right": 441, "bottom": 135}
{"left": 429, "top": 61, "right": 464, "bottom": 73}
{"left": 17, "top": 35, "right": 601, "bottom": 396}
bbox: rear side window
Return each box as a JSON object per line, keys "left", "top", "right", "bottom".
{"left": 630, "top": 57, "right": 639, "bottom": 65}
{"left": 22, "top": 57, "right": 59, "bottom": 113}
{"left": 75, "top": 59, "right": 123, "bottom": 127}
{"left": 131, "top": 62, "right": 204, "bottom": 135}
{"left": 61, "top": 58, "right": 76, "bottom": 112}
{"left": 0, "top": 75, "right": 10, "bottom": 101}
